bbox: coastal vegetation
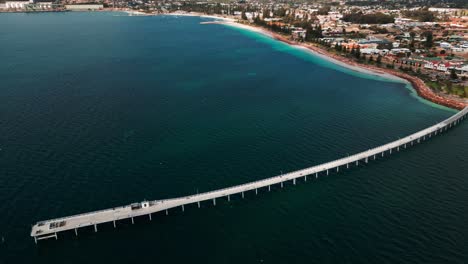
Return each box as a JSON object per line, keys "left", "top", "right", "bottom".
{"left": 425, "top": 80, "right": 468, "bottom": 97}
{"left": 342, "top": 11, "right": 395, "bottom": 24}
{"left": 401, "top": 8, "right": 437, "bottom": 22}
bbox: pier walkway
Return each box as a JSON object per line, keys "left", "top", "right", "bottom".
{"left": 31, "top": 107, "right": 468, "bottom": 243}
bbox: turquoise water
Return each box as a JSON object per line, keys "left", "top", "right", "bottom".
{"left": 0, "top": 12, "right": 467, "bottom": 263}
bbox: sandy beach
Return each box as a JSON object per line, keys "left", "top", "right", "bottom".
{"left": 129, "top": 11, "right": 466, "bottom": 110}
{"left": 200, "top": 18, "right": 467, "bottom": 110}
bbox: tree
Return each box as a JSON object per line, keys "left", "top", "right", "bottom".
{"left": 355, "top": 47, "right": 361, "bottom": 59}
{"left": 409, "top": 31, "right": 416, "bottom": 49}
{"left": 401, "top": 8, "right": 436, "bottom": 22}
{"left": 450, "top": 69, "right": 458, "bottom": 80}
{"left": 317, "top": 6, "right": 331, "bottom": 15}
{"left": 342, "top": 11, "right": 394, "bottom": 24}
{"left": 376, "top": 54, "right": 382, "bottom": 65}
{"left": 446, "top": 81, "right": 453, "bottom": 93}
{"left": 423, "top": 31, "right": 433, "bottom": 48}
{"left": 241, "top": 11, "right": 247, "bottom": 20}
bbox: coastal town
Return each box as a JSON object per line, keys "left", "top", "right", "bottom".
{"left": 1, "top": 0, "right": 467, "bottom": 108}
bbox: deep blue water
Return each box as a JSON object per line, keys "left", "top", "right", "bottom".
{"left": 0, "top": 12, "right": 467, "bottom": 263}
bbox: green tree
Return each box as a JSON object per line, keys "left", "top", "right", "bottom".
{"left": 423, "top": 31, "right": 433, "bottom": 48}
{"left": 355, "top": 47, "right": 361, "bottom": 59}
{"left": 317, "top": 6, "right": 331, "bottom": 15}
{"left": 376, "top": 54, "right": 382, "bottom": 65}
{"left": 450, "top": 69, "right": 458, "bottom": 80}
{"left": 241, "top": 11, "right": 247, "bottom": 20}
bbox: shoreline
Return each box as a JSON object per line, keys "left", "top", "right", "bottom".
{"left": 196, "top": 16, "right": 467, "bottom": 110}
{"left": 5, "top": 9, "right": 465, "bottom": 110}
{"left": 220, "top": 21, "right": 467, "bottom": 110}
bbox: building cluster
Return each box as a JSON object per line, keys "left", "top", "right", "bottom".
{"left": 0, "top": 0, "right": 53, "bottom": 10}
{"left": 0, "top": 0, "right": 103, "bottom": 10}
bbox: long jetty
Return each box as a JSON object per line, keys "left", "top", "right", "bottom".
{"left": 31, "top": 107, "right": 468, "bottom": 243}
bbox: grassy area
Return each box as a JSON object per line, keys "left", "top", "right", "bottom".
{"left": 425, "top": 81, "right": 467, "bottom": 98}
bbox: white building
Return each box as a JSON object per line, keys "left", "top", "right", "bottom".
{"left": 455, "top": 65, "right": 468, "bottom": 76}
{"left": 360, "top": 48, "right": 380, "bottom": 55}
{"left": 5, "top": 1, "right": 32, "bottom": 9}
{"left": 424, "top": 62, "right": 451, "bottom": 72}
{"left": 440, "top": 42, "right": 452, "bottom": 49}
{"left": 37, "top": 2, "right": 52, "bottom": 8}
{"left": 65, "top": 4, "right": 103, "bottom": 11}
{"left": 291, "top": 29, "right": 307, "bottom": 40}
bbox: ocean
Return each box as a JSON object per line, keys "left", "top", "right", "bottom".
{"left": 0, "top": 12, "right": 466, "bottom": 263}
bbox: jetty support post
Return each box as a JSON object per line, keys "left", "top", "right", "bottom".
{"left": 242, "top": 192, "right": 244, "bottom": 198}
{"left": 281, "top": 182, "right": 284, "bottom": 188}
{"left": 131, "top": 217, "right": 134, "bottom": 224}
{"left": 305, "top": 175, "right": 307, "bottom": 182}
{"left": 227, "top": 195, "right": 230, "bottom": 201}
{"left": 113, "top": 220, "right": 116, "bottom": 228}
{"left": 182, "top": 205, "right": 185, "bottom": 212}
{"left": 94, "top": 224, "right": 97, "bottom": 232}
{"left": 293, "top": 179, "right": 296, "bottom": 185}
{"left": 166, "top": 209, "right": 168, "bottom": 215}
{"left": 198, "top": 201, "right": 201, "bottom": 208}
{"left": 213, "top": 198, "right": 216, "bottom": 206}
{"left": 75, "top": 228, "right": 78, "bottom": 236}
{"left": 149, "top": 214, "right": 152, "bottom": 221}
{"left": 268, "top": 185, "right": 271, "bottom": 191}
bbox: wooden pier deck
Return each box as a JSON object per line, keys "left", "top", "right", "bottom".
{"left": 31, "top": 107, "right": 468, "bottom": 243}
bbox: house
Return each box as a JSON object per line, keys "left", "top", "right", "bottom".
{"left": 5, "top": 0, "right": 32, "bottom": 9}
{"left": 291, "top": 29, "right": 307, "bottom": 40}
{"left": 424, "top": 61, "right": 452, "bottom": 72}
{"left": 455, "top": 65, "right": 468, "bottom": 76}
{"left": 390, "top": 48, "right": 411, "bottom": 56}
{"left": 65, "top": 4, "right": 103, "bottom": 11}
{"left": 448, "top": 35, "right": 464, "bottom": 42}
{"left": 440, "top": 42, "right": 452, "bottom": 49}
{"left": 360, "top": 48, "right": 380, "bottom": 55}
